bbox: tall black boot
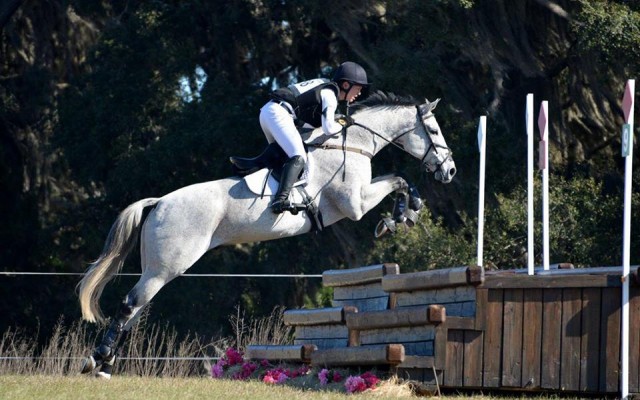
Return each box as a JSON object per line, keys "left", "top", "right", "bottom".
{"left": 271, "top": 156, "right": 305, "bottom": 214}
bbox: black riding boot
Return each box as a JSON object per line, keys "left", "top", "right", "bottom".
{"left": 271, "top": 156, "right": 305, "bottom": 214}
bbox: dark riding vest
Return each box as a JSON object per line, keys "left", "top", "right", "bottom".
{"left": 271, "top": 79, "right": 340, "bottom": 127}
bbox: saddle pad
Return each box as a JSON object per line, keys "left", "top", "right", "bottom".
{"left": 243, "top": 168, "right": 307, "bottom": 200}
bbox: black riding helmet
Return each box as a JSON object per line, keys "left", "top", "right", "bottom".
{"left": 332, "top": 61, "right": 371, "bottom": 86}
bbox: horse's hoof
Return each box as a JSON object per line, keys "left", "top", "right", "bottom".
{"left": 81, "top": 356, "right": 97, "bottom": 374}
{"left": 95, "top": 355, "right": 115, "bottom": 379}
{"left": 403, "top": 209, "right": 419, "bottom": 228}
{"left": 374, "top": 217, "right": 396, "bottom": 238}
{"left": 95, "top": 370, "right": 112, "bottom": 380}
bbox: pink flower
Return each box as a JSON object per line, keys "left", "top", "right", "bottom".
{"left": 225, "top": 348, "right": 244, "bottom": 366}
{"left": 263, "top": 368, "right": 289, "bottom": 385}
{"left": 345, "top": 376, "right": 367, "bottom": 393}
{"left": 332, "top": 371, "right": 343, "bottom": 383}
{"left": 289, "top": 365, "right": 309, "bottom": 378}
{"left": 232, "top": 361, "right": 258, "bottom": 380}
{"left": 318, "top": 368, "right": 329, "bottom": 385}
{"left": 360, "top": 371, "right": 379, "bottom": 388}
{"left": 211, "top": 361, "right": 225, "bottom": 378}
{"left": 277, "top": 373, "right": 289, "bottom": 384}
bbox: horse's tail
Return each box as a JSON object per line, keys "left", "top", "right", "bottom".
{"left": 77, "top": 197, "right": 160, "bottom": 323}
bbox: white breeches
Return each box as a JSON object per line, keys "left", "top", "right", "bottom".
{"left": 259, "top": 101, "right": 307, "bottom": 162}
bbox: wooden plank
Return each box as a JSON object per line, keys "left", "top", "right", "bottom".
{"left": 445, "top": 316, "right": 475, "bottom": 330}
{"left": 522, "top": 289, "right": 543, "bottom": 390}
{"left": 501, "top": 289, "right": 523, "bottom": 387}
{"left": 541, "top": 289, "right": 562, "bottom": 389}
{"left": 394, "top": 286, "right": 477, "bottom": 315}
{"left": 428, "top": 305, "right": 446, "bottom": 323}
{"left": 293, "top": 338, "right": 348, "bottom": 349}
{"left": 332, "top": 297, "right": 389, "bottom": 312}
{"left": 483, "top": 289, "right": 503, "bottom": 387}
{"left": 295, "top": 325, "right": 348, "bottom": 340}
{"left": 397, "top": 355, "right": 435, "bottom": 369}
{"left": 383, "top": 266, "right": 481, "bottom": 292}
{"left": 434, "top": 324, "right": 447, "bottom": 370}
{"left": 284, "top": 306, "right": 356, "bottom": 326}
{"left": 311, "top": 344, "right": 404, "bottom": 367}
{"left": 323, "top": 263, "right": 399, "bottom": 287}
{"left": 580, "top": 288, "right": 601, "bottom": 392}
{"left": 444, "top": 329, "right": 464, "bottom": 387}
{"left": 560, "top": 288, "right": 582, "bottom": 391}
{"left": 482, "top": 274, "right": 621, "bottom": 289}
{"left": 333, "top": 282, "right": 387, "bottom": 300}
{"left": 345, "top": 306, "right": 437, "bottom": 330}
{"left": 463, "top": 330, "right": 483, "bottom": 387}
{"left": 600, "top": 287, "right": 620, "bottom": 393}
{"left": 348, "top": 329, "right": 360, "bottom": 347}
{"left": 246, "top": 345, "right": 317, "bottom": 362}
{"left": 359, "top": 325, "right": 436, "bottom": 347}
{"left": 630, "top": 286, "right": 640, "bottom": 393}
{"left": 475, "top": 288, "right": 488, "bottom": 330}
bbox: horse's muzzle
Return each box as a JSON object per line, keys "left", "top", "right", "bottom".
{"left": 435, "top": 160, "right": 456, "bottom": 183}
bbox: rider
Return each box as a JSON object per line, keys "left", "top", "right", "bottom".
{"left": 261, "top": 61, "right": 370, "bottom": 214}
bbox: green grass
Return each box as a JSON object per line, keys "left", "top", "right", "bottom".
{"left": 0, "top": 375, "right": 595, "bottom": 400}
{"left": 0, "top": 375, "right": 420, "bottom": 400}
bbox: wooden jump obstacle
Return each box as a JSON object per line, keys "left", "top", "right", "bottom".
{"left": 247, "top": 263, "right": 640, "bottom": 396}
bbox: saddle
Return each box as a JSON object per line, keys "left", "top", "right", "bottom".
{"left": 230, "top": 143, "right": 324, "bottom": 232}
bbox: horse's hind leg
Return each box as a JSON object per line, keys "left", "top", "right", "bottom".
{"left": 82, "top": 271, "right": 176, "bottom": 379}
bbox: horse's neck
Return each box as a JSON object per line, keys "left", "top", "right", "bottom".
{"left": 304, "top": 107, "right": 413, "bottom": 157}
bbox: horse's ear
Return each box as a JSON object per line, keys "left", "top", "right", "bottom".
{"left": 420, "top": 98, "right": 441, "bottom": 114}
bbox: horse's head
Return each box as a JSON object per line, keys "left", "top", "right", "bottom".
{"left": 394, "top": 98, "right": 456, "bottom": 183}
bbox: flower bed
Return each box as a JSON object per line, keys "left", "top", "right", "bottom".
{"left": 211, "top": 348, "right": 381, "bottom": 394}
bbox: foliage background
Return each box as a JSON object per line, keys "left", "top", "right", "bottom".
{"left": 1, "top": 0, "right": 639, "bottom": 340}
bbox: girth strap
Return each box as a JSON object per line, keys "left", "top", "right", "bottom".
{"left": 306, "top": 143, "right": 373, "bottom": 159}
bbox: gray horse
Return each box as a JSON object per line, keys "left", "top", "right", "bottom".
{"left": 78, "top": 91, "right": 456, "bottom": 378}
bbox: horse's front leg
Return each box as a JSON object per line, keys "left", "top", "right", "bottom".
{"left": 347, "top": 173, "right": 409, "bottom": 221}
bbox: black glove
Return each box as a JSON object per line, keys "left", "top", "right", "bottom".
{"left": 335, "top": 114, "right": 355, "bottom": 128}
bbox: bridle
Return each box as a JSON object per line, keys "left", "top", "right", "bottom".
{"left": 307, "top": 105, "right": 452, "bottom": 174}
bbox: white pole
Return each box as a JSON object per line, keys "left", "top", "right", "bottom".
{"left": 527, "top": 94, "right": 535, "bottom": 275}
{"left": 538, "top": 101, "right": 550, "bottom": 270}
{"left": 621, "top": 78, "right": 635, "bottom": 400}
{"left": 477, "top": 116, "right": 487, "bottom": 269}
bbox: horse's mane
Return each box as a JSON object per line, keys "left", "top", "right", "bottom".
{"left": 350, "top": 91, "right": 421, "bottom": 112}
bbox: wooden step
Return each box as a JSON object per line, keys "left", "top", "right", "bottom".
{"left": 284, "top": 306, "right": 357, "bottom": 326}
{"left": 323, "top": 263, "right": 400, "bottom": 287}
{"left": 311, "top": 344, "right": 405, "bottom": 367}
{"left": 383, "top": 266, "right": 484, "bottom": 292}
{"left": 246, "top": 344, "right": 317, "bottom": 363}
{"left": 346, "top": 305, "right": 446, "bottom": 330}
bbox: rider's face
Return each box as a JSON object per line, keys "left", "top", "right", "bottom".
{"left": 340, "top": 83, "right": 363, "bottom": 103}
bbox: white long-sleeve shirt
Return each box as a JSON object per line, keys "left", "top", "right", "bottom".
{"left": 320, "top": 88, "right": 344, "bottom": 135}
